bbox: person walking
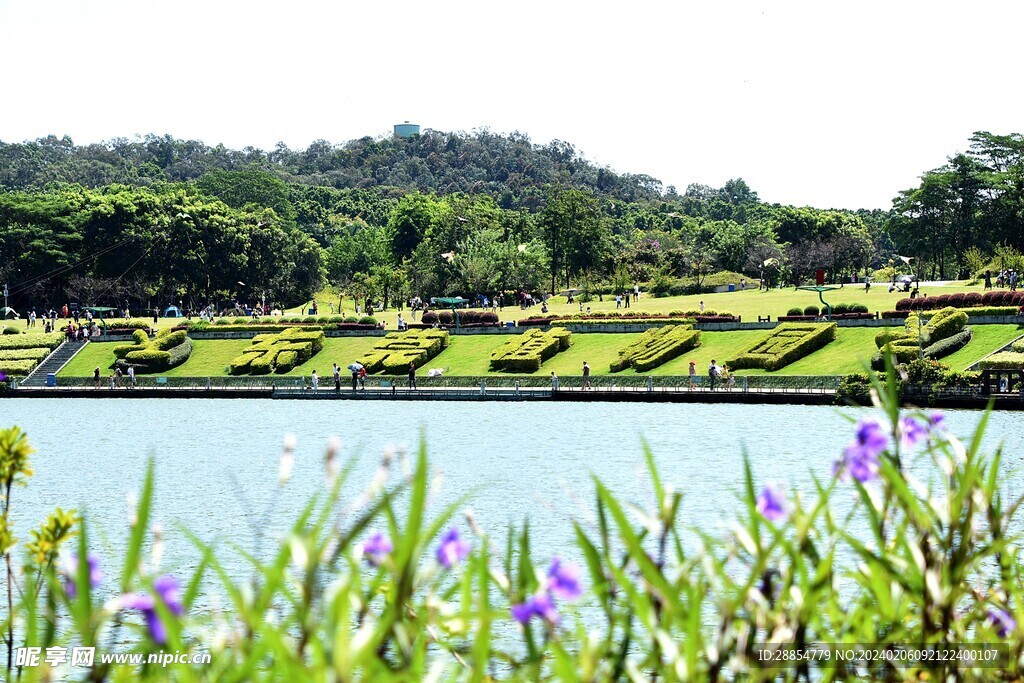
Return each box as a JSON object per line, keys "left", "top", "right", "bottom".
{"left": 93, "top": 366, "right": 101, "bottom": 388}
{"left": 127, "top": 365, "right": 136, "bottom": 388}
{"left": 582, "top": 361, "right": 592, "bottom": 391}
{"left": 333, "top": 363, "right": 341, "bottom": 392}
{"left": 311, "top": 369, "right": 319, "bottom": 391}
{"left": 688, "top": 361, "right": 697, "bottom": 389}
{"left": 708, "top": 359, "right": 719, "bottom": 391}
{"left": 408, "top": 362, "right": 417, "bottom": 390}
{"left": 550, "top": 371, "right": 559, "bottom": 392}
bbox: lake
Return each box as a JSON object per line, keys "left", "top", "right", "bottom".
{"left": 3, "top": 398, "right": 1022, "bottom": 589}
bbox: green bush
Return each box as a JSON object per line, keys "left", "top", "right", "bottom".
{"left": 0, "top": 348, "right": 49, "bottom": 362}
{"left": 124, "top": 349, "right": 172, "bottom": 365}
{"left": 0, "top": 333, "right": 62, "bottom": 351}
{"left": 803, "top": 305, "right": 819, "bottom": 316}
{"left": 923, "top": 327, "right": 972, "bottom": 360}
{"left": 0, "top": 359, "right": 37, "bottom": 376}
{"left": 786, "top": 307, "right": 803, "bottom": 316}
{"left": 357, "top": 330, "right": 450, "bottom": 374}
{"left": 832, "top": 303, "right": 849, "bottom": 314}
{"left": 490, "top": 328, "right": 572, "bottom": 372}
{"left": 610, "top": 325, "right": 701, "bottom": 373}
{"left": 730, "top": 323, "right": 836, "bottom": 371}
{"left": 851, "top": 303, "right": 869, "bottom": 313}
{"left": 343, "top": 316, "right": 359, "bottom": 323}
{"left": 358, "top": 316, "right": 377, "bottom": 325}
{"left": 961, "top": 306, "right": 1018, "bottom": 317}
{"left": 1012, "top": 340, "right": 1024, "bottom": 353}
{"left": 227, "top": 327, "right": 327, "bottom": 375}
{"left": 1, "top": 327, "right": 20, "bottom": 335}
{"left": 274, "top": 350, "right": 298, "bottom": 373}
{"left": 978, "top": 352, "right": 1024, "bottom": 369}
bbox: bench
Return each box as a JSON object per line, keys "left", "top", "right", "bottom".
{"left": 758, "top": 315, "right": 771, "bottom": 323}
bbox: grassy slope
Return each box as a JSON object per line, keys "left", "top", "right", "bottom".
{"left": 55, "top": 323, "right": 1024, "bottom": 379}
{"left": 941, "top": 324, "right": 1024, "bottom": 370}
{"left": 295, "top": 283, "right": 981, "bottom": 330}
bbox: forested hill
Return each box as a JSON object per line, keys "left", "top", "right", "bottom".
{"left": 0, "top": 128, "right": 1021, "bottom": 313}
{"left": 0, "top": 129, "right": 668, "bottom": 208}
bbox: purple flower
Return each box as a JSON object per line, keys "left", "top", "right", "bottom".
{"left": 362, "top": 532, "right": 393, "bottom": 566}
{"left": 546, "top": 558, "right": 583, "bottom": 601}
{"left": 435, "top": 527, "right": 470, "bottom": 568}
{"left": 62, "top": 553, "right": 102, "bottom": 599}
{"left": 988, "top": 607, "right": 1016, "bottom": 637}
{"left": 928, "top": 412, "right": 945, "bottom": 432}
{"left": 0, "top": 372, "right": 7, "bottom": 382}
{"left": 898, "top": 416, "right": 928, "bottom": 451}
{"left": 836, "top": 418, "right": 888, "bottom": 482}
{"left": 122, "top": 574, "right": 184, "bottom": 645}
{"left": 756, "top": 484, "right": 789, "bottom": 523}
{"left": 511, "top": 591, "right": 560, "bottom": 625}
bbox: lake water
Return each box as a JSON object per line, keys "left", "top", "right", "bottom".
{"left": 3, "top": 399, "right": 1023, "bottom": 591}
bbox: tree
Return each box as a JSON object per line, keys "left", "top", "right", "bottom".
{"left": 540, "top": 187, "right": 607, "bottom": 292}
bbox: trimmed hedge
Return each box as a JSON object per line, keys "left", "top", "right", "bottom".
{"left": 978, "top": 352, "right": 1024, "bottom": 370}
{"left": 610, "top": 325, "right": 701, "bottom": 372}
{"left": 356, "top": 329, "right": 451, "bottom": 375}
{"left": 923, "top": 327, "right": 973, "bottom": 360}
{"left": 730, "top": 323, "right": 837, "bottom": 371}
{"left": 0, "top": 332, "right": 63, "bottom": 351}
{"left": 0, "top": 348, "right": 50, "bottom": 362}
{"left": 490, "top": 328, "right": 573, "bottom": 373}
{"left": 421, "top": 310, "right": 500, "bottom": 327}
{"left": 0, "top": 359, "right": 37, "bottom": 376}
{"left": 895, "top": 290, "right": 1024, "bottom": 311}
{"left": 2, "top": 327, "right": 21, "bottom": 335}
{"left": 116, "top": 328, "right": 194, "bottom": 373}
{"left": 228, "top": 327, "right": 326, "bottom": 375}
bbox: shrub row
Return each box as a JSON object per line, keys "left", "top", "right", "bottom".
{"left": 490, "top": 328, "right": 572, "bottom": 373}
{"left": 978, "top": 352, "right": 1024, "bottom": 369}
{"left": 0, "top": 359, "right": 37, "bottom": 376}
{"left": 923, "top": 327, "right": 973, "bottom": 359}
{"left": 778, "top": 313, "right": 875, "bottom": 322}
{"left": 228, "top": 328, "right": 325, "bottom": 375}
{"left": 0, "top": 332, "right": 63, "bottom": 351}
{"left": 786, "top": 303, "right": 869, "bottom": 316}
{"left": 357, "top": 329, "right": 451, "bottom": 375}
{"left": 0, "top": 348, "right": 50, "bottom": 362}
{"left": 421, "top": 310, "right": 499, "bottom": 326}
{"left": 114, "top": 329, "right": 193, "bottom": 373}
{"left": 2, "top": 327, "right": 21, "bottom": 335}
{"left": 894, "top": 290, "right": 1024, "bottom": 311}
{"left": 610, "top": 325, "right": 701, "bottom": 373}
{"left": 730, "top": 323, "right": 837, "bottom": 371}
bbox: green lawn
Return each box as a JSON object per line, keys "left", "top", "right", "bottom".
{"left": 942, "top": 324, "right": 1024, "bottom": 370}
{"left": 54, "top": 322, "right": 1024, "bottom": 380}
{"left": 739, "top": 328, "right": 881, "bottom": 376}
{"left": 296, "top": 283, "right": 983, "bottom": 331}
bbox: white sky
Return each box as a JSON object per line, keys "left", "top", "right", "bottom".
{"left": 2, "top": 0, "right": 1022, "bottom": 210}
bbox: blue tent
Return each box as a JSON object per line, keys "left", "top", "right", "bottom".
{"left": 164, "top": 306, "right": 183, "bottom": 318}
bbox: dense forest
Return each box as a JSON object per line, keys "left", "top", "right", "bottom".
{"left": 0, "top": 128, "right": 1021, "bottom": 312}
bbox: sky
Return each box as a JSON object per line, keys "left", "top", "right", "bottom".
{"left": 2, "top": 0, "right": 1022, "bottom": 210}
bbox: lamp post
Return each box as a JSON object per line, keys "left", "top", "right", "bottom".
{"left": 917, "top": 311, "right": 932, "bottom": 361}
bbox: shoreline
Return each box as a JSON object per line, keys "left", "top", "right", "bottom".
{"left": 4, "top": 385, "right": 1020, "bottom": 410}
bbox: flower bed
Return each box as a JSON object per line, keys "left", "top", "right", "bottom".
{"left": 489, "top": 328, "right": 572, "bottom": 373}
{"left": 730, "top": 323, "right": 837, "bottom": 371}
{"left": 357, "top": 329, "right": 450, "bottom": 374}
{"left": 228, "top": 327, "right": 325, "bottom": 375}
{"left": 421, "top": 310, "right": 499, "bottom": 327}
{"left": 610, "top": 325, "right": 701, "bottom": 372}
